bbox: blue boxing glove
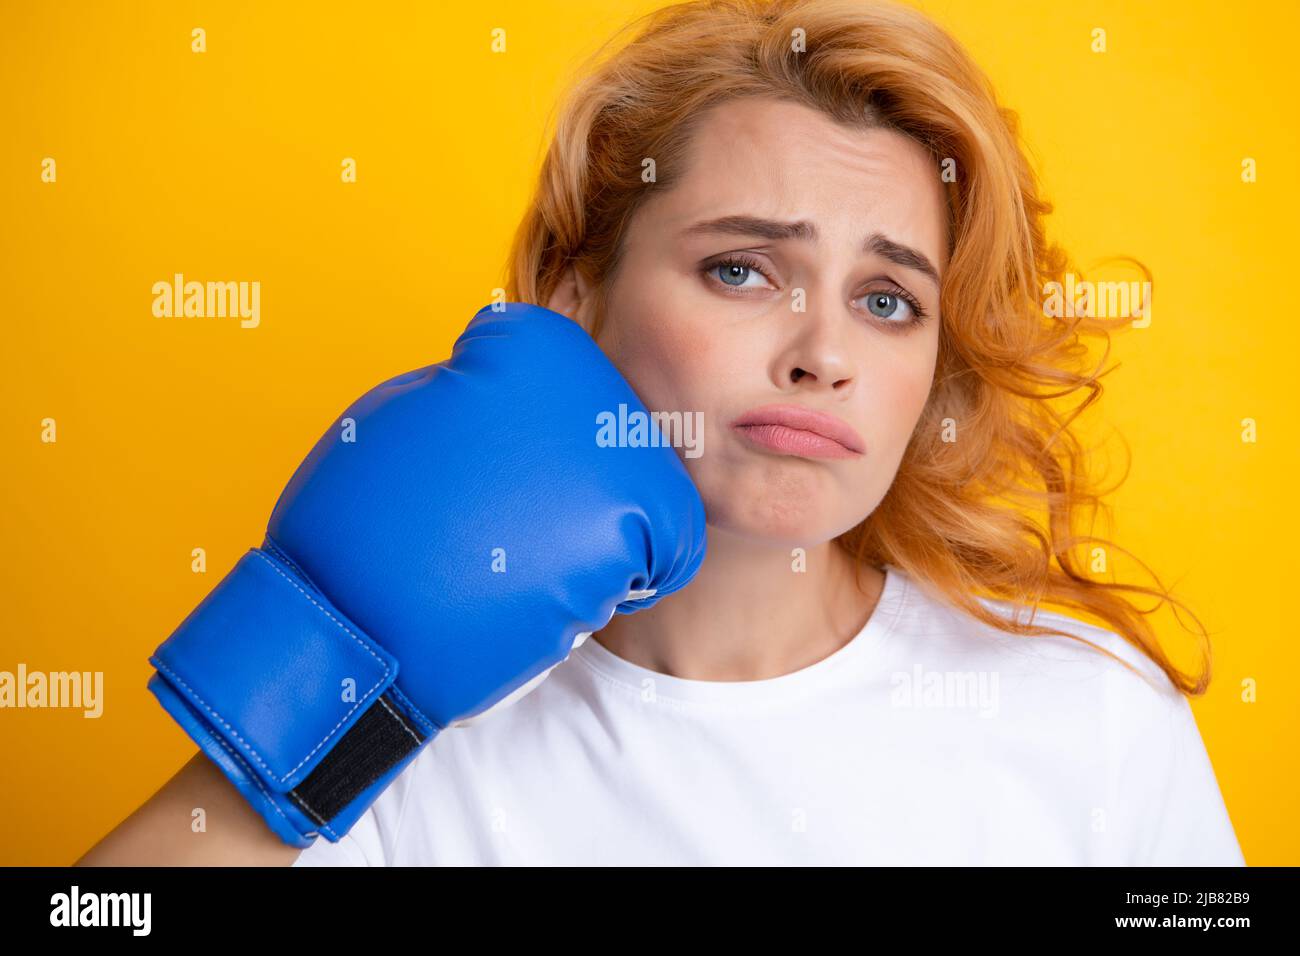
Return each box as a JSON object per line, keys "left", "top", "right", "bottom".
{"left": 146, "top": 301, "right": 707, "bottom": 848}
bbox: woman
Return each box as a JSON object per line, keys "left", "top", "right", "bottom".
{"left": 80, "top": 0, "right": 1243, "bottom": 866}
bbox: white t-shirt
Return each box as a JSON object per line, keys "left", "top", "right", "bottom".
{"left": 293, "top": 564, "right": 1245, "bottom": 866}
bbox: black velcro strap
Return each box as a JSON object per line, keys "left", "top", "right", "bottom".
{"left": 287, "top": 691, "right": 427, "bottom": 826}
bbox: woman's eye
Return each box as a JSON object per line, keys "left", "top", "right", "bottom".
{"left": 716, "top": 263, "right": 760, "bottom": 287}
{"left": 863, "top": 291, "right": 913, "bottom": 322}
{"left": 706, "top": 258, "right": 773, "bottom": 290}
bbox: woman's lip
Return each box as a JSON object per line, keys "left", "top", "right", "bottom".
{"left": 729, "top": 404, "right": 866, "bottom": 459}
{"left": 733, "top": 423, "right": 861, "bottom": 459}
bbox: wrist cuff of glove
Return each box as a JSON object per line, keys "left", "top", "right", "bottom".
{"left": 147, "top": 546, "right": 438, "bottom": 847}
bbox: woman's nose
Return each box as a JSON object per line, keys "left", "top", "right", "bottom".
{"left": 778, "top": 310, "right": 857, "bottom": 392}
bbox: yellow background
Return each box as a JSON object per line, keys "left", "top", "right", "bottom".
{"left": 1, "top": 0, "right": 1295, "bottom": 865}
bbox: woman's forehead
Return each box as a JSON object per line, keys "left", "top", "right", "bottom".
{"left": 642, "top": 99, "right": 949, "bottom": 268}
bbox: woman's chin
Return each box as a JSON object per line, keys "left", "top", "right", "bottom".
{"left": 703, "top": 508, "right": 846, "bottom": 551}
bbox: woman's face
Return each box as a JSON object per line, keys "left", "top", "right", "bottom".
{"left": 591, "top": 96, "right": 949, "bottom": 547}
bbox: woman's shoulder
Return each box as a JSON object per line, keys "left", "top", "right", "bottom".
{"left": 888, "top": 565, "right": 1184, "bottom": 707}
{"left": 915, "top": 583, "right": 1242, "bottom": 865}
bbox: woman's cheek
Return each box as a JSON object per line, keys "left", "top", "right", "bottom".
{"left": 867, "top": 365, "right": 931, "bottom": 462}
{"left": 627, "top": 315, "right": 718, "bottom": 411}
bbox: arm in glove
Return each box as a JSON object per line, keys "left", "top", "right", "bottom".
{"left": 146, "top": 302, "right": 707, "bottom": 848}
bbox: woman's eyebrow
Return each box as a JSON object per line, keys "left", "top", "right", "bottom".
{"left": 866, "top": 233, "right": 941, "bottom": 289}
{"left": 680, "top": 215, "right": 941, "bottom": 288}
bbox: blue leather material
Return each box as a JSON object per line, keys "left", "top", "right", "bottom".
{"left": 147, "top": 301, "right": 708, "bottom": 846}
{"left": 150, "top": 547, "right": 401, "bottom": 790}
{"left": 263, "top": 302, "right": 707, "bottom": 727}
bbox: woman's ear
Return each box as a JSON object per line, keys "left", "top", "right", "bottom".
{"left": 545, "top": 263, "right": 598, "bottom": 336}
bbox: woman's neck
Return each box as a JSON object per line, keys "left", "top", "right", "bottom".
{"left": 593, "top": 527, "right": 885, "bottom": 682}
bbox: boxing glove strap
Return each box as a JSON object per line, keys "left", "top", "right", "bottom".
{"left": 148, "top": 546, "right": 433, "bottom": 845}
{"left": 289, "top": 688, "right": 426, "bottom": 824}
